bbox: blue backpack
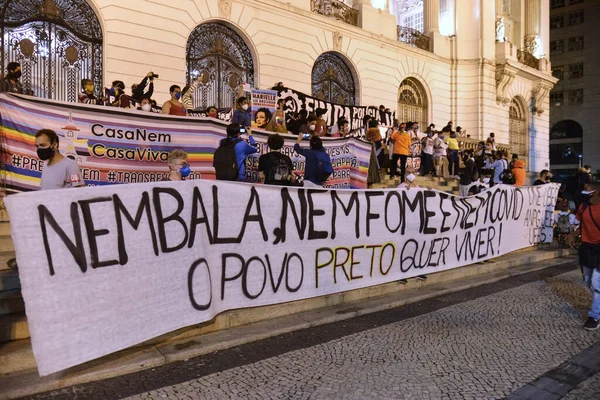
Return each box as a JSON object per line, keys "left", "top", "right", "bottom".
{"left": 314, "top": 151, "right": 334, "bottom": 184}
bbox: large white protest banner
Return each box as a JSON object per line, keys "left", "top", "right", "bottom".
{"left": 5, "top": 181, "right": 559, "bottom": 375}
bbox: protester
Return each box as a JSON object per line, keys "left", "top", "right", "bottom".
{"left": 367, "top": 119, "right": 386, "bottom": 171}
{"left": 272, "top": 82, "right": 285, "bottom": 90}
{"left": 475, "top": 141, "right": 487, "bottom": 171}
{"left": 78, "top": 79, "right": 103, "bottom": 105}
{"left": 444, "top": 121, "right": 453, "bottom": 131}
{"left": 137, "top": 96, "right": 153, "bottom": 112}
{"left": 0, "top": 62, "right": 23, "bottom": 94}
{"left": 512, "top": 159, "right": 526, "bottom": 186}
{"left": 333, "top": 118, "right": 349, "bottom": 138}
{"left": 265, "top": 109, "right": 288, "bottom": 133}
{"left": 315, "top": 108, "right": 328, "bottom": 137}
{"left": 213, "top": 123, "right": 258, "bottom": 181}
{"left": 34, "top": 129, "right": 84, "bottom": 190}
{"left": 107, "top": 80, "right": 130, "bottom": 108}
{"left": 162, "top": 85, "right": 187, "bottom": 116}
{"left": 486, "top": 132, "right": 497, "bottom": 151}
{"left": 509, "top": 153, "right": 518, "bottom": 170}
{"left": 433, "top": 130, "right": 449, "bottom": 178}
{"left": 277, "top": 99, "right": 285, "bottom": 111}
{"left": 445, "top": 129, "right": 460, "bottom": 179}
{"left": 258, "top": 134, "right": 294, "bottom": 186}
{"left": 420, "top": 131, "right": 435, "bottom": 177}
{"left": 425, "top": 123, "right": 436, "bottom": 135}
{"left": 232, "top": 96, "right": 251, "bottom": 128}
{"left": 131, "top": 72, "right": 156, "bottom": 103}
{"left": 181, "top": 78, "right": 202, "bottom": 111}
{"left": 164, "top": 149, "right": 191, "bottom": 181}
{"left": 294, "top": 133, "right": 333, "bottom": 187}
{"left": 455, "top": 126, "right": 465, "bottom": 137}
{"left": 361, "top": 115, "right": 372, "bottom": 139}
{"left": 534, "top": 169, "right": 552, "bottom": 185}
{"left": 459, "top": 150, "right": 478, "bottom": 196}
{"left": 300, "top": 113, "right": 318, "bottom": 137}
{"left": 555, "top": 200, "right": 578, "bottom": 247}
{"left": 254, "top": 107, "right": 272, "bottom": 130}
{"left": 390, "top": 123, "right": 411, "bottom": 182}
{"left": 290, "top": 109, "right": 308, "bottom": 135}
{"left": 569, "top": 185, "right": 600, "bottom": 330}
{"left": 485, "top": 151, "right": 507, "bottom": 186}
{"left": 206, "top": 106, "right": 218, "bottom": 119}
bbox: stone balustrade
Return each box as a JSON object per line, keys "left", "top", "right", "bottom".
{"left": 310, "top": 0, "right": 359, "bottom": 27}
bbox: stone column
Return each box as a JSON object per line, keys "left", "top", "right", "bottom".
{"left": 524, "top": 0, "right": 541, "bottom": 54}
{"left": 423, "top": 0, "right": 440, "bottom": 34}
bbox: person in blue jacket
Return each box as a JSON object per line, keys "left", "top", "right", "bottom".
{"left": 231, "top": 96, "right": 251, "bottom": 128}
{"left": 219, "top": 123, "right": 258, "bottom": 181}
{"left": 293, "top": 132, "right": 333, "bottom": 187}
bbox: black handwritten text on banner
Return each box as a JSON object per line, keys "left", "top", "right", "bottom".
{"left": 5, "top": 182, "right": 558, "bottom": 375}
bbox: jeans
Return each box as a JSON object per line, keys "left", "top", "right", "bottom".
{"left": 448, "top": 150, "right": 459, "bottom": 176}
{"left": 391, "top": 154, "right": 408, "bottom": 182}
{"left": 421, "top": 153, "right": 433, "bottom": 176}
{"left": 583, "top": 266, "right": 600, "bottom": 320}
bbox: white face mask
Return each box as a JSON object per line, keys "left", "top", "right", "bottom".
{"left": 241, "top": 104, "right": 249, "bottom": 110}
{"left": 483, "top": 177, "right": 490, "bottom": 184}
{"left": 309, "top": 124, "right": 316, "bottom": 131}
{"left": 406, "top": 173, "right": 416, "bottom": 183}
{"left": 141, "top": 103, "right": 151, "bottom": 112}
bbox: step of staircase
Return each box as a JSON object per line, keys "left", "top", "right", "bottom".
{"left": 0, "top": 289, "right": 24, "bottom": 315}
{"left": 0, "top": 313, "right": 29, "bottom": 342}
{"left": 0, "top": 251, "right": 17, "bottom": 271}
{"left": 0, "top": 270, "right": 20, "bottom": 292}
{"left": 0, "top": 222, "right": 11, "bottom": 237}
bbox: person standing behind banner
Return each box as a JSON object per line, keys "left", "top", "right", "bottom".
{"left": 34, "top": 129, "right": 84, "bottom": 190}
{"left": 214, "top": 124, "right": 258, "bottom": 181}
{"left": 314, "top": 108, "right": 328, "bottom": 137}
{"left": 367, "top": 119, "right": 386, "bottom": 171}
{"left": 163, "top": 149, "right": 193, "bottom": 181}
{"left": 300, "top": 113, "right": 318, "bottom": 137}
{"left": 294, "top": 133, "right": 333, "bottom": 187}
{"left": 433, "top": 131, "right": 449, "bottom": 178}
{"left": 106, "top": 80, "right": 130, "bottom": 108}
{"left": 512, "top": 159, "right": 526, "bottom": 186}
{"left": 162, "top": 85, "right": 188, "bottom": 116}
{"left": 420, "top": 131, "right": 435, "bottom": 177}
{"left": 390, "top": 123, "right": 411, "bottom": 182}
{"left": 79, "top": 79, "right": 104, "bottom": 105}
{"left": 258, "top": 134, "right": 295, "bottom": 186}
{"left": 137, "top": 96, "right": 153, "bottom": 112}
{"left": 0, "top": 62, "right": 23, "bottom": 94}
{"left": 265, "top": 109, "right": 288, "bottom": 133}
{"left": 131, "top": 72, "right": 155, "bottom": 103}
{"left": 445, "top": 129, "right": 460, "bottom": 179}
{"left": 232, "top": 96, "right": 252, "bottom": 128}
{"left": 569, "top": 186, "right": 600, "bottom": 330}
{"left": 459, "top": 150, "right": 478, "bottom": 196}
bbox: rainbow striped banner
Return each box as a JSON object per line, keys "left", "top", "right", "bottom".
{"left": 0, "top": 94, "right": 371, "bottom": 192}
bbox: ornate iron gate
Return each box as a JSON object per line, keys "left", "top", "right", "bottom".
{"left": 186, "top": 23, "right": 254, "bottom": 111}
{"left": 1, "top": 0, "right": 103, "bottom": 102}
{"left": 397, "top": 78, "right": 428, "bottom": 128}
{"left": 311, "top": 52, "right": 356, "bottom": 106}
{"left": 509, "top": 98, "right": 528, "bottom": 159}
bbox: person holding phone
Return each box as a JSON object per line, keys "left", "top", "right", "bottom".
{"left": 300, "top": 113, "right": 318, "bottom": 137}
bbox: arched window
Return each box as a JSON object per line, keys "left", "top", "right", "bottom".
{"left": 312, "top": 52, "right": 356, "bottom": 106}
{"left": 186, "top": 23, "right": 254, "bottom": 111}
{"left": 397, "top": 78, "right": 428, "bottom": 128}
{"left": 1, "top": 0, "right": 103, "bottom": 102}
{"left": 509, "top": 98, "right": 528, "bottom": 158}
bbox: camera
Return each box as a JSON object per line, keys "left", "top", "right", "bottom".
{"left": 239, "top": 127, "right": 247, "bottom": 134}
{"left": 303, "top": 133, "right": 310, "bottom": 139}
{"left": 150, "top": 73, "right": 159, "bottom": 79}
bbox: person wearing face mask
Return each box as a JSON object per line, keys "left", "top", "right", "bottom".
{"left": 34, "top": 129, "right": 84, "bottom": 190}
{"left": 300, "top": 114, "right": 318, "bottom": 137}
{"left": 162, "top": 85, "right": 187, "bottom": 116}
{"left": 398, "top": 169, "right": 421, "bottom": 190}
{"left": 106, "top": 80, "right": 130, "bottom": 108}
{"left": 137, "top": 96, "right": 153, "bottom": 112}
{"left": 78, "top": 79, "right": 104, "bottom": 105}
{"left": 265, "top": 109, "right": 288, "bottom": 133}
{"left": 0, "top": 62, "right": 23, "bottom": 94}
{"left": 131, "top": 72, "right": 156, "bottom": 103}
{"left": 232, "top": 96, "right": 251, "bottom": 128}
{"left": 163, "top": 149, "right": 193, "bottom": 181}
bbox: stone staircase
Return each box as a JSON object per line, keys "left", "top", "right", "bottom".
{"left": 0, "top": 222, "right": 28, "bottom": 343}
{"left": 371, "top": 174, "right": 461, "bottom": 195}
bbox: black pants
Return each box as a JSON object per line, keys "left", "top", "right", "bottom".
{"left": 391, "top": 154, "right": 408, "bottom": 181}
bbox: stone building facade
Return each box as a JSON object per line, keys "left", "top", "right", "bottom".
{"left": 1, "top": 0, "right": 556, "bottom": 173}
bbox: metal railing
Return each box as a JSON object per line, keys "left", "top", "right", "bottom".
{"left": 397, "top": 26, "right": 431, "bottom": 51}
{"left": 517, "top": 49, "right": 540, "bottom": 70}
{"left": 311, "top": 0, "right": 359, "bottom": 27}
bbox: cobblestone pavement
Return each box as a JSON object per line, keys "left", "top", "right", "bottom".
{"left": 115, "top": 269, "right": 600, "bottom": 400}
{"left": 564, "top": 372, "right": 600, "bottom": 399}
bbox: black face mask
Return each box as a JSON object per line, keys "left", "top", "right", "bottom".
{"left": 37, "top": 146, "right": 54, "bottom": 161}
{"left": 9, "top": 70, "right": 21, "bottom": 79}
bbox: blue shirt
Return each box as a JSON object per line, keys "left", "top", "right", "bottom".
{"left": 234, "top": 136, "right": 258, "bottom": 180}
{"left": 232, "top": 108, "right": 251, "bottom": 128}
{"left": 485, "top": 158, "right": 507, "bottom": 184}
{"left": 293, "top": 143, "right": 330, "bottom": 185}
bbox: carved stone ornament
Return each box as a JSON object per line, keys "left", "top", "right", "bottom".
{"left": 495, "top": 64, "right": 517, "bottom": 106}
{"left": 333, "top": 31, "right": 342, "bottom": 51}
{"left": 531, "top": 81, "right": 553, "bottom": 115}
{"left": 525, "top": 35, "right": 540, "bottom": 58}
{"left": 219, "top": 0, "right": 232, "bottom": 19}
{"left": 495, "top": 17, "right": 506, "bottom": 43}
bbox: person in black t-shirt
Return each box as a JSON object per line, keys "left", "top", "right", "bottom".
{"left": 534, "top": 169, "right": 551, "bottom": 186}
{"left": 258, "top": 134, "right": 294, "bottom": 186}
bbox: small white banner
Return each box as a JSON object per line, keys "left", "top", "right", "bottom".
{"left": 5, "top": 181, "right": 559, "bottom": 375}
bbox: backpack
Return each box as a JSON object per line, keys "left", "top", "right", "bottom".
{"left": 213, "top": 139, "right": 241, "bottom": 181}
{"left": 556, "top": 213, "right": 572, "bottom": 234}
{"left": 267, "top": 153, "right": 291, "bottom": 184}
{"left": 314, "top": 151, "right": 334, "bottom": 184}
{"left": 500, "top": 169, "right": 515, "bottom": 184}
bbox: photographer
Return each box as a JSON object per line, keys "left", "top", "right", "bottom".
{"left": 131, "top": 72, "right": 156, "bottom": 103}
{"left": 213, "top": 124, "right": 258, "bottom": 181}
